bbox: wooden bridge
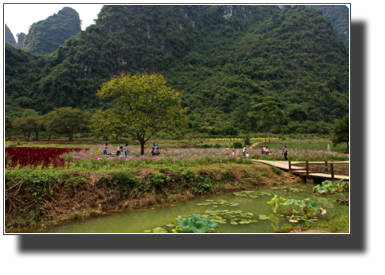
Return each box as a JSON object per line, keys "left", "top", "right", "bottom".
{"left": 252, "top": 160, "right": 349, "bottom": 181}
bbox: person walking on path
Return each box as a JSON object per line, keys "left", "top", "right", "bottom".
{"left": 243, "top": 146, "right": 246, "bottom": 158}
{"left": 103, "top": 143, "right": 108, "bottom": 155}
{"left": 283, "top": 146, "right": 288, "bottom": 161}
{"left": 124, "top": 144, "right": 130, "bottom": 156}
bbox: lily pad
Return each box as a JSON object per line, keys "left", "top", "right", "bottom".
{"left": 153, "top": 227, "right": 168, "bottom": 233}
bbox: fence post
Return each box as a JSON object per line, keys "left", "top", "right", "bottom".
{"left": 288, "top": 161, "right": 291, "bottom": 171}
{"left": 305, "top": 160, "right": 309, "bottom": 178}
{"left": 330, "top": 163, "right": 334, "bottom": 179}
{"left": 325, "top": 161, "right": 328, "bottom": 172}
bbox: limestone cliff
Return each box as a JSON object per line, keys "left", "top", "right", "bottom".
{"left": 5, "top": 24, "right": 16, "bottom": 47}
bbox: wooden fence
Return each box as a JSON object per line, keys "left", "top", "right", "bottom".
{"left": 288, "top": 161, "right": 349, "bottom": 179}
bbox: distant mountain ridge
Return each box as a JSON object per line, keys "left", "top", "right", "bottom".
{"left": 5, "top": 24, "right": 16, "bottom": 46}
{"left": 5, "top": 5, "right": 349, "bottom": 135}
{"left": 22, "top": 6, "right": 81, "bottom": 54}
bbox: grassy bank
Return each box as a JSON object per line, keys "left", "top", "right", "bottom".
{"left": 5, "top": 163, "right": 303, "bottom": 233}
{"left": 273, "top": 208, "right": 349, "bottom": 233}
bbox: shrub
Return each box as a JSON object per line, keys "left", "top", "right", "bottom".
{"left": 233, "top": 141, "right": 243, "bottom": 148}
{"left": 270, "top": 166, "right": 282, "bottom": 175}
{"left": 200, "top": 144, "right": 213, "bottom": 148}
{"left": 213, "top": 143, "right": 222, "bottom": 148}
{"left": 244, "top": 137, "right": 250, "bottom": 146}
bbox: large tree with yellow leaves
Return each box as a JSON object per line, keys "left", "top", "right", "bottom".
{"left": 91, "top": 73, "right": 187, "bottom": 155}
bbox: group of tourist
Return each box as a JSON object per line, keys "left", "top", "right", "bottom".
{"left": 101, "top": 142, "right": 288, "bottom": 160}
{"left": 257, "top": 145, "right": 289, "bottom": 160}
{"left": 151, "top": 147, "right": 161, "bottom": 156}
{"left": 261, "top": 146, "right": 271, "bottom": 155}
{"left": 229, "top": 146, "right": 250, "bottom": 158}
{"left": 103, "top": 143, "right": 130, "bottom": 156}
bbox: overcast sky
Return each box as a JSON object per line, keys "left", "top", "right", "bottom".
{"left": 4, "top": 3, "right": 349, "bottom": 41}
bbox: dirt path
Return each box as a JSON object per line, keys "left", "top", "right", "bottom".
{"left": 250, "top": 142, "right": 261, "bottom": 149}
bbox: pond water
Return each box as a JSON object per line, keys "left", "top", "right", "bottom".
{"left": 44, "top": 183, "right": 349, "bottom": 233}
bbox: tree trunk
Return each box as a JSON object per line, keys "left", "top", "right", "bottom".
{"left": 35, "top": 130, "right": 38, "bottom": 141}
{"left": 140, "top": 140, "right": 145, "bottom": 155}
{"left": 22, "top": 130, "right": 26, "bottom": 141}
{"left": 268, "top": 131, "right": 270, "bottom": 143}
{"left": 69, "top": 132, "right": 73, "bottom": 141}
{"left": 48, "top": 133, "right": 51, "bottom": 141}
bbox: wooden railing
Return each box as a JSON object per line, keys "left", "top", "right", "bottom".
{"left": 288, "top": 161, "right": 349, "bottom": 178}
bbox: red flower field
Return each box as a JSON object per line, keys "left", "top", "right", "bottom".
{"left": 5, "top": 147, "right": 87, "bottom": 169}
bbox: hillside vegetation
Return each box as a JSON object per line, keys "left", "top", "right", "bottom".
{"left": 22, "top": 7, "right": 81, "bottom": 54}
{"left": 5, "top": 5, "right": 349, "bottom": 136}
{"left": 309, "top": 5, "right": 349, "bottom": 48}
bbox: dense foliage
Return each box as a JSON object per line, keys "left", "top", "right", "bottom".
{"left": 309, "top": 5, "right": 349, "bottom": 48}
{"left": 23, "top": 7, "right": 81, "bottom": 54}
{"left": 91, "top": 73, "right": 186, "bottom": 154}
{"left": 5, "top": 5, "right": 349, "bottom": 136}
{"left": 332, "top": 114, "right": 349, "bottom": 151}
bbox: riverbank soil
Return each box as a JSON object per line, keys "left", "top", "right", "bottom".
{"left": 5, "top": 163, "right": 303, "bottom": 233}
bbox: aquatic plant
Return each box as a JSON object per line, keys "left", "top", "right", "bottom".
{"left": 201, "top": 209, "right": 259, "bottom": 225}
{"left": 267, "top": 195, "right": 326, "bottom": 222}
{"left": 177, "top": 214, "right": 219, "bottom": 233}
{"left": 313, "top": 179, "right": 349, "bottom": 194}
{"left": 144, "top": 214, "right": 219, "bottom": 233}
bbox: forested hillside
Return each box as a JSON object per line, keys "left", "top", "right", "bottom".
{"left": 309, "top": 5, "right": 349, "bottom": 48}
{"left": 22, "top": 7, "right": 81, "bottom": 54}
{"left": 5, "top": 24, "right": 16, "bottom": 46}
{"left": 5, "top": 5, "right": 349, "bottom": 136}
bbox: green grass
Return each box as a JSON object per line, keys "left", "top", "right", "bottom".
{"left": 255, "top": 140, "right": 348, "bottom": 153}
{"left": 299, "top": 209, "right": 349, "bottom": 233}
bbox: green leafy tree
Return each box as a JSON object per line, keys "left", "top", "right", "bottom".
{"left": 90, "top": 109, "right": 128, "bottom": 142}
{"left": 39, "top": 112, "right": 56, "bottom": 141}
{"left": 11, "top": 109, "right": 40, "bottom": 140}
{"left": 332, "top": 114, "right": 349, "bottom": 152}
{"left": 249, "top": 96, "right": 284, "bottom": 143}
{"left": 5, "top": 114, "right": 13, "bottom": 130}
{"left": 45, "top": 107, "right": 89, "bottom": 141}
{"left": 233, "top": 100, "right": 257, "bottom": 145}
{"left": 91, "top": 73, "right": 187, "bottom": 155}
